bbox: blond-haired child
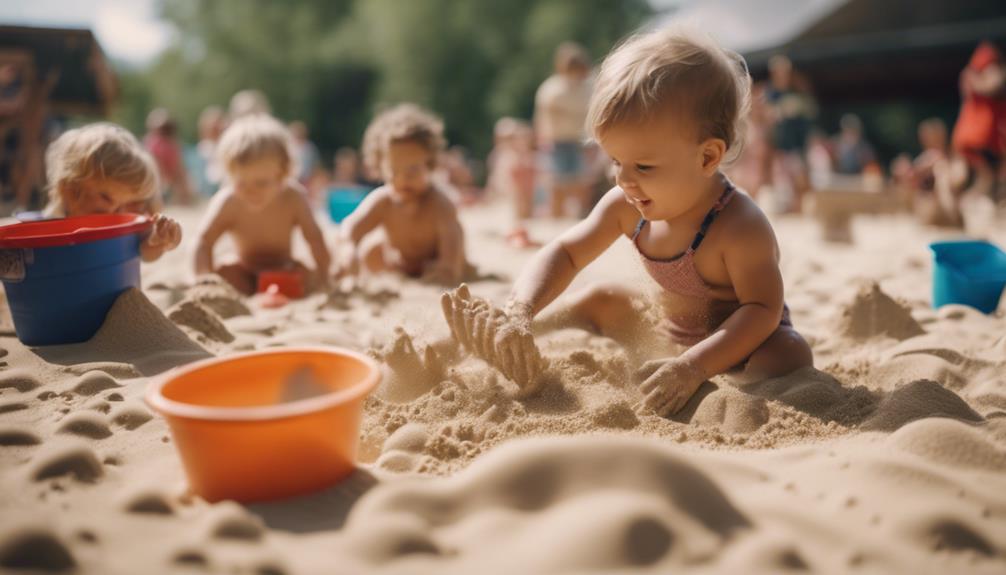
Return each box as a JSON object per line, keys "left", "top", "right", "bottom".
{"left": 337, "top": 104, "right": 467, "bottom": 284}
{"left": 444, "top": 27, "right": 813, "bottom": 415}
{"left": 44, "top": 122, "right": 182, "bottom": 262}
{"left": 193, "top": 115, "right": 331, "bottom": 295}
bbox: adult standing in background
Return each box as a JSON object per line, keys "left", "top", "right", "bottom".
{"left": 535, "top": 42, "right": 592, "bottom": 218}
{"left": 765, "top": 55, "right": 816, "bottom": 212}
{"left": 952, "top": 41, "right": 1006, "bottom": 204}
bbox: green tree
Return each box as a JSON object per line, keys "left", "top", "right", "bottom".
{"left": 116, "top": 0, "right": 651, "bottom": 163}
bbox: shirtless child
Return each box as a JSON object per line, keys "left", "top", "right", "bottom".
{"left": 193, "top": 115, "right": 331, "bottom": 295}
{"left": 337, "top": 104, "right": 467, "bottom": 284}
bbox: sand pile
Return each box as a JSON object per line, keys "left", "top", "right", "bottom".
{"left": 34, "top": 288, "right": 212, "bottom": 376}
{"left": 836, "top": 281, "right": 926, "bottom": 340}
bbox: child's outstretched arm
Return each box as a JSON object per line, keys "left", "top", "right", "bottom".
{"left": 193, "top": 192, "right": 232, "bottom": 276}
{"left": 508, "top": 188, "right": 634, "bottom": 321}
{"left": 336, "top": 189, "right": 389, "bottom": 277}
{"left": 294, "top": 193, "right": 332, "bottom": 281}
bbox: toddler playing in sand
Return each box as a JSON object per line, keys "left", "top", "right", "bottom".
{"left": 336, "top": 104, "right": 467, "bottom": 284}
{"left": 194, "top": 115, "right": 331, "bottom": 295}
{"left": 443, "top": 27, "right": 813, "bottom": 416}
{"left": 43, "top": 123, "right": 182, "bottom": 262}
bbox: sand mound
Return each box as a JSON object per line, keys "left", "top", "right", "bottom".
{"left": 71, "top": 371, "right": 120, "bottom": 396}
{"left": 862, "top": 379, "right": 984, "bottom": 432}
{"left": 744, "top": 367, "right": 878, "bottom": 426}
{"left": 57, "top": 412, "right": 112, "bottom": 439}
{"left": 0, "top": 369, "right": 41, "bottom": 392}
{"left": 887, "top": 418, "right": 1006, "bottom": 470}
{"left": 691, "top": 387, "right": 770, "bottom": 434}
{"left": 836, "top": 281, "right": 925, "bottom": 340}
{"left": 29, "top": 442, "right": 104, "bottom": 483}
{"left": 185, "top": 276, "right": 251, "bottom": 319}
{"left": 168, "top": 300, "right": 235, "bottom": 344}
{"left": 342, "top": 436, "right": 750, "bottom": 572}
{"left": 34, "top": 288, "right": 211, "bottom": 376}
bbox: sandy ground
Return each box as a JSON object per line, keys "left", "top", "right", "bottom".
{"left": 0, "top": 199, "right": 1005, "bottom": 574}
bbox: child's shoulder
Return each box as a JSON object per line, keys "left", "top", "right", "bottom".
{"left": 597, "top": 187, "right": 644, "bottom": 235}
{"left": 716, "top": 187, "right": 777, "bottom": 246}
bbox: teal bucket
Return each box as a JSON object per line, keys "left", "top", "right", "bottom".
{"left": 326, "top": 186, "right": 370, "bottom": 223}
{"left": 929, "top": 240, "right": 1006, "bottom": 314}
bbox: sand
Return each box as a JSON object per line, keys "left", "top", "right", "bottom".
{"left": 0, "top": 202, "right": 1005, "bottom": 574}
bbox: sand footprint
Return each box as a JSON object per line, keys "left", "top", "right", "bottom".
{"left": 122, "top": 489, "right": 175, "bottom": 516}
{"left": 0, "top": 369, "right": 41, "bottom": 393}
{"left": 0, "top": 528, "right": 76, "bottom": 571}
{"left": 58, "top": 413, "right": 113, "bottom": 439}
{"left": 0, "top": 425, "right": 41, "bottom": 446}
{"left": 30, "top": 442, "right": 104, "bottom": 483}
{"left": 84, "top": 398, "right": 111, "bottom": 414}
{"left": 0, "top": 400, "right": 28, "bottom": 415}
{"left": 206, "top": 504, "right": 266, "bottom": 542}
{"left": 172, "top": 548, "right": 212, "bottom": 569}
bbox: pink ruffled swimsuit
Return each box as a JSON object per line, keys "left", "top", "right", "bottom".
{"left": 631, "top": 180, "right": 791, "bottom": 346}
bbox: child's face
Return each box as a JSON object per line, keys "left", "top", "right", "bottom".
{"left": 599, "top": 114, "right": 720, "bottom": 221}
{"left": 230, "top": 157, "right": 286, "bottom": 210}
{"left": 64, "top": 179, "right": 149, "bottom": 216}
{"left": 382, "top": 140, "right": 433, "bottom": 201}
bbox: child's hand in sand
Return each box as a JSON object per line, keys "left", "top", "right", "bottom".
{"left": 440, "top": 284, "right": 546, "bottom": 397}
{"left": 633, "top": 357, "right": 707, "bottom": 416}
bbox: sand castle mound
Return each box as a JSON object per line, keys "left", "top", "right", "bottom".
{"left": 34, "top": 288, "right": 211, "bottom": 376}
{"left": 836, "top": 281, "right": 925, "bottom": 340}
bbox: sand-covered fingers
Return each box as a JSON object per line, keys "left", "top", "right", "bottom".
{"left": 439, "top": 285, "right": 548, "bottom": 396}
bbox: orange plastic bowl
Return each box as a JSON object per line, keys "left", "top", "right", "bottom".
{"left": 145, "top": 347, "right": 380, "bottom": 503}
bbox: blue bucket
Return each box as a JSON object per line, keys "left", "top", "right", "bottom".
{"left": 929, "top": 240, "right": 1006, "bottom": 314}
{"left": 0, "top": 214, "right": 153, "bottom": 346}
{"left": 326, "top": 186, "right": 370, "bottom": 223}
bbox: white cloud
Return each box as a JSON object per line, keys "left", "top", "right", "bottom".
{"left": 0, "top": 0, "right": 171, "bottom": 65}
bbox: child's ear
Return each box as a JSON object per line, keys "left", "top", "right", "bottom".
{"left": 699, "top": 138, "right": 727, "bottom": 176}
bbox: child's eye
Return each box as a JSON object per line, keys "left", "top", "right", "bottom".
{"left": 635, "top": 164, "right": 653, "bottom": 173}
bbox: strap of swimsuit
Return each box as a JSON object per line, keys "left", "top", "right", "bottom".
{"left": 688, "top": 180, "right": 736, "bottom": 253}
{"left": 631, "top": 218, "right": 647, "bottom": 241}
